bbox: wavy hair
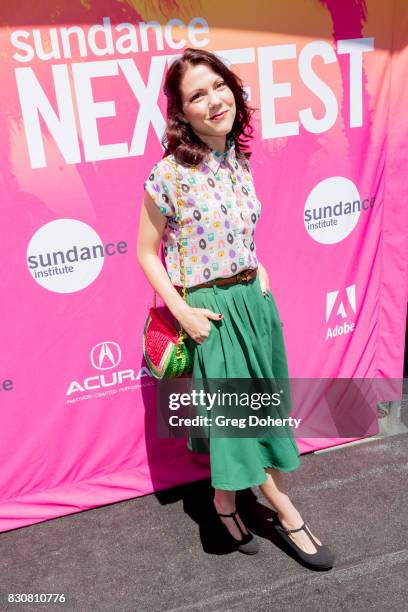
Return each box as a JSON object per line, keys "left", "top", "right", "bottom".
{"left": 162, "top": 48, "right": 256, "bottom": 166}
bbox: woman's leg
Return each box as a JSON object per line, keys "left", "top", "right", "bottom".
{"left": 213, "top": 489, "right": 250, "bottom": 541}
{"left": 259, "top": 467, "right": 322, "bottom": 554}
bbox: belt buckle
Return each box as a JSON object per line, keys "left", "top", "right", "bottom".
{"left": 238, "top": 270, "right": 251, "bottom": 283}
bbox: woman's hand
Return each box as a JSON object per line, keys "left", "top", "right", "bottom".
{"left": 257, "top": 262, "right": 270, "bottom": 295}
{"left": 178, "top": 305, "right": 223, "bottom": 344}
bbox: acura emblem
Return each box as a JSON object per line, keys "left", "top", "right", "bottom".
{"left": 91, "top": 342, "right": 121, "bottom": 370}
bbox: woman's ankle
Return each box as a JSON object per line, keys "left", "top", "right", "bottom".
{"left": 213, "top": 497, "right": 235, "bottom": 515}
{"left": 213, "top": 490, "right": 236, "bottom": 514}
{"left": 278, "top": 508, "right": 303, "bottom": 528}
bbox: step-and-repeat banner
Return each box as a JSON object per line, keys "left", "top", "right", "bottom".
{"left": 1, "top": 1, "right": 407, "bottom": 530}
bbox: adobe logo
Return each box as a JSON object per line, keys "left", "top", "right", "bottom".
{"left": 326, "top": 285, "right": 356, "bottom": 340}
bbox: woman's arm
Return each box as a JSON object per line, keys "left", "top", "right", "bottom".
{"left": 136, "top": 191, "right": 188, "bottom": 320}
{"left": 136, "top": 191, "right": 222, "bottom": 344}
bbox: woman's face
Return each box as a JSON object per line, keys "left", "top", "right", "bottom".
{"left": 179, "top": 63, "right": 236, "bottom": 147}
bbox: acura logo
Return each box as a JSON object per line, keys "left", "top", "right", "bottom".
{"left": 91, "top": 342, "right": 121, "bottom": 370}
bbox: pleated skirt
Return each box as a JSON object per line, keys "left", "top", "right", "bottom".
{"left": 183, "top": 272, "right": 301, "bottom": 491}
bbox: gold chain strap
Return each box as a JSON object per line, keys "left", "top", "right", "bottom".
{"left": 152, "top": 157, "right": 188, "bottom": 343}
{"left": 173, "top": 160, "right": 188, "bottom": 302}
{"left": 172, "top": 158, "right": 188, "bottom": 342}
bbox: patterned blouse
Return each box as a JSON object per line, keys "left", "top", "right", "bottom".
{"left": 143, "top": 137, "right": 261, "bottom": 288}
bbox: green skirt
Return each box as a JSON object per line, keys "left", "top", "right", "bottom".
{"left": 184, "top": 272, "right": 301, "bottom": 491}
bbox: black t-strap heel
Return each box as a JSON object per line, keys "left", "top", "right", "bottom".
{"left": 275, "top": 520, "right": 335, "bottom": 569}
{"left": 216, "top": 510, "right": 259, "bottom": 555}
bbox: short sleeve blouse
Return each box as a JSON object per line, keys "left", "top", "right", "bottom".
{"left": 143, "top": 138, "right": 261, "bottom": 288}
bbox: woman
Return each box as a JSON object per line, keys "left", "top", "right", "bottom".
{"left": 137, "top": 48, "right": 334, "bottom": 569}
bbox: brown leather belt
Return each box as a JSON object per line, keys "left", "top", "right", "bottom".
{"left": 177, "top": 267, "right": 258, "bottom": 292}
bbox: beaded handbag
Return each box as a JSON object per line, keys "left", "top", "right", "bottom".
{"left": 142, "top": 159, "right": 193, "bottom": 380}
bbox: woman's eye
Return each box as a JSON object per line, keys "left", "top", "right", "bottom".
{"left": 190, "top": 83, "right": 225, "bottom": 102}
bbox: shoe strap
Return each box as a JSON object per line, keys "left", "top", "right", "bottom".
{"left": 282, "top": 521, "right": 305, "bottom": 534}
{"left": 217, "top": 510, "right": 246, "bottom": 539}
{"left": 282, "top": 522, "right": 321, "bottom": 548}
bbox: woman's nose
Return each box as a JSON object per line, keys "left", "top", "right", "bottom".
{"left": 208, "top": 89, "right": 222, "bottom": 106}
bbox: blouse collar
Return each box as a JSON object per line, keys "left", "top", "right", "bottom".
{"left": 203, "top": 135, "right": 236, "bottom": 175}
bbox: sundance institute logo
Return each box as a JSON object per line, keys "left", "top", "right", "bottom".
{"left": 304, "top": 177, "right": 375, "bottom": 244}
{"left": 27, "top": 219, "right": 127, "bottom": 293}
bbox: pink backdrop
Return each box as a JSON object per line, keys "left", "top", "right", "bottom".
{"left": 1, "top": 1, "right": 407, "bottom": 531}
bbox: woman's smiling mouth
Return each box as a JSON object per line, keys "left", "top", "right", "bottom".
{"left": 210, "top": 110, "right": 228, "bottom": 121}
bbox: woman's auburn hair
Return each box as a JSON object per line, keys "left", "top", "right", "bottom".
{"left": 162, "top": 47, "right": 257, "bottom": 166}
